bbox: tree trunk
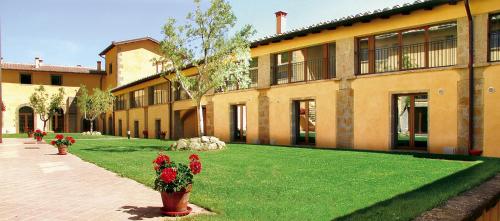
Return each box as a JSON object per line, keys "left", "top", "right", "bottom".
{"left": 90, "top": 120, "right": 94, "bottom": 133}
{"left": 42, "top": 120, "right": 47, "bottom": 131}
{"left": 197, "top": 102, "right": 205, "bottom": 137}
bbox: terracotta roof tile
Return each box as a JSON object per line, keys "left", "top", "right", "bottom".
{"left": 1, "top": 62, "right": 105, "bottom": 74}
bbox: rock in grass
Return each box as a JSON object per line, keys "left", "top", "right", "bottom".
{"left": 171, "top": 136, "right": 226, "bottom": 151}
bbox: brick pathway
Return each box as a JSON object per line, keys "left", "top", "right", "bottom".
{"left": 0, "top": 138, "right": 210, "bottom": 221}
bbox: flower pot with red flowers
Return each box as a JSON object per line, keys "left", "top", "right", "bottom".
{"left": 50, "top": 134, "right": 76, "bottom": 155}
{"left": 143, "top": 130, "right": 149, "bottom": 138}
{"left": 33, "top": 129, "right": 47, "bottom": 143}
{"left": 161, "top": 131, "right": 167, "bottom": 140}
{"left": 153, "top": 153, "right": 202, "bottom": 217}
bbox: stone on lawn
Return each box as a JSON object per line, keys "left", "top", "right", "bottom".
{"left": 170, "top": 136, "right": 226, "bottom": 151}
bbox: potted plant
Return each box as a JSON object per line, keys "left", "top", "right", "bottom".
{"left": 33, "top": 129, "right": 47, "bottom": 143}
{"left": 161, "top": 131, "right": 167, "bottom": 140}
{"left": 153, "top": 153, "right": 202, "bottom": 216}
{"left": 50, "top": 134, "right": 76, "bottom": 155}
{"left": 26, "top": 128, "right": 33, "bottom": 138}
{"left": 143, "top": 130, "right": 149, "bottom": 138}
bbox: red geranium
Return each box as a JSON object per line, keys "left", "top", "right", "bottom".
{"left": 189, "top": 154, "right": 200, "bottom": 161}
{"left": 50, "top": 140, "right": 56, "bottom": 145}
{"left": 153, "top": 154, "right": 170, "bottom": 165}
{"left": 42, "top": 132, "right": 47, "bottom": 136}
{"left": 35, "top": 129, "right": 41, "bottom": 133}
{"left": 189, "top": 161, "right": 202, "bottom": 175}
{"left": 160, "top": 168, "right": 177, "bottom": 184}
{"left": 55, "top": 134, "right": 64, "bottom": 140}
{"left": 66, "top": 136, "right": 75, "bottom": 144}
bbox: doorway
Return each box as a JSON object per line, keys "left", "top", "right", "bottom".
{"left": 134, "top": 121, "right": 139, "bottom": 138}
{"left": 293, "top": 100, "right": 316, "bottom": 145}
{"left": 118, "top": 120, "right": 122, "bottom": 136}
{"left": 19, "top": 106, "right": 34, "bottom": 133}
{"left": 393, "top": 93, "right": 428, "bottom": 150}
{"left": 231, "top": 104, "right": 246, "bottom": 142}
{"left": 155, "top": 119, "right": 161, "bottom": 139}
{"left": 51, "top": 108, "right": 64, "bottom": 132}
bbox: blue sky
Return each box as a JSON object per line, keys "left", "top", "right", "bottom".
{"left": 0, "top": 0, "right": 412, "bottom": 68}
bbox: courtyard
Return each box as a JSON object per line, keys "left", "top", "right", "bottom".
{"left": 2, "top": 133, "right": 498, "bottom": 220}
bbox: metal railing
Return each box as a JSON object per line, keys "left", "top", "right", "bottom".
{"left": 271, "top": 57, "right": 336, "bottom": 85}
{"left": 490, "top": 31, "right": 500, "bottom": 62}
{"left": 358, "top": 38, "right": 457, "bottom": 75}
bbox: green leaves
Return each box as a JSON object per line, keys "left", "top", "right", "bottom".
{"left": 77, "top": 84, "right": 115, "bottom": 122}
{"left": 28, "top": 85, "right": 65, "bottom": 130}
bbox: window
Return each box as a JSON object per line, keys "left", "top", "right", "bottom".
{"left": 114, "top": 94, "right": 126, "bottom": 110}
{"left": 108, "top": 63, "right": 113, "bottom": 74}
{"left": 357, "top": 22, "right": 457, "bottom": 75}
{"left": 150, "top": 83, "right": 168, "bottom": 105}
{"left": 249, "top": 58, "right": 258, "bottom": 88}
{"left": 272, "top": 44, "right": 336, "bottom": 85}
{"left": 174, "top": 82, "right": 189, "bottom": 101}
{"left": 51, "top": 75, "right": 62, "bottom": 86}
{"left": 20, "top": 73, "right": 32, "bottom": 84}
{"left": 130, "top": 89, "right": 144, "bottom": 108}
{"left": 489, "top": 13, "right": 500, "bottom": 62}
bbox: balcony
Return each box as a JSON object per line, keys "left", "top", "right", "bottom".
{"left": 358, "top": 38, "right": 457, "bottom": 75}
{"left": 271, "top": 57, "right": 336, "bottom": 85}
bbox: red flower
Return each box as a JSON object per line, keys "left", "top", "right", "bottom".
{"left": 42, "top": 131, "right": 47, "bottom": 136}
{"left": 50, "top": 140, "right": 56, "bottom": 145}
{"left": 35, "top": 129, "right": 41, "bottom": 133}
{"left": 189, "top": 161, "right": 202, "bottom": 175}
{"left": 154, "top": 165, "right": 160, "bottom": 171}
{"left": 160, "top": 168, "right": 177, "bottom": 184}
{"left": 153, "top": 154, "right": 170, "bottom": 165}
{"left": 66, "top": 136, "right": 75, "bottom": 144}
{"left": 55, "top": 134, "right": 64, "bottom": 140}
{"left": 189, "top": 154, "right": 200, "bottom": 161}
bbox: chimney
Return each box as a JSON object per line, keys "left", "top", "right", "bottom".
{"left": 275, "top": 11, "right": 288, "bottom": 34}
{"left": 97, "top": 61, "right": 102, "bottom": 71}
{"left": 35, "top": 57, "right": 40, "bottom": 68}
{"left": 76, "top": 65, "right": 82, "bottom": 67}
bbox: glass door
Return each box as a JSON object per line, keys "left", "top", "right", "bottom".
{"left": 231, "top": 104, "right": 246, "bottom": 142}
{"left": 294, "top": 100, "right": 316, "bottom": 145}
{"left": 394, "top": 94, "right": 428, "bottom": 150}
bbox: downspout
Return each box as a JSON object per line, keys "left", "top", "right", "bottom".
{"left": 465, "top": 0, "right": 475, "bottom": 153}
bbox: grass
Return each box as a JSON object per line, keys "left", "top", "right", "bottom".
{"left": 47, "top": 138, "right": 500, "bottom": 220}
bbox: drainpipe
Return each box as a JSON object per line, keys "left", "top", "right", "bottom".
{"left": 465, "top": 0, "right": 474, "bottom": 153}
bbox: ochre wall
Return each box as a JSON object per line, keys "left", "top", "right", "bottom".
{"left": 1, "top": 69, "right": 102, "bottom": 133}
{"left": 482, "top": 64, "right": 500, "bottom": 157}
{"left": 211, "top": 90, "right": 260, "bottom": 143}
{"left": 117, "top": 41, "right": 161, "bottom": 87}
{"left": 147, "top": 104, "right": 170, "bottom": 138}
{"left": 266, "top": 81, "right": 338, "bottom": 147}
{"left": 351, "top": 68, "right": 460, "bottom": 153}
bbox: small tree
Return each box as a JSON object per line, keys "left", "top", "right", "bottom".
{"left": 156, "top": 0, "right": 254, "bottom": 137}
{"left": 76, "top": 85, "right": 115, "bottom": 133}
{"left": 29, "top": 86, "right": 65, "bottom": 131}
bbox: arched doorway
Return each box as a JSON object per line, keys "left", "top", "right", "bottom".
{"left": 51, "top": 108, "right": 64, "bottom": 132}
{"left": 19, "top": 106, "right": 34, "bottom": 133}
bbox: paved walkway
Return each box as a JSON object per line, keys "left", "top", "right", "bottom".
{"left": 0, "top": 138, "right": 210, "bottom": 221}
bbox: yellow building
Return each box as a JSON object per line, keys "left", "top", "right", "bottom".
{"left": 4, "top": 0, "right": 500, "bottom": 158}
{"left": 107, "top": 0, "right": 500, "bottom": 158}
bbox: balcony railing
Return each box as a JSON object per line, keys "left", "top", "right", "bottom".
{"left": 271, "top": 57, "right": 336, "bottom": 85}
{"left": 358, "top": 38, "right": 457, "bottom": 75}
{"left": 490, "top": 31, "right": 500, "bottom": 62}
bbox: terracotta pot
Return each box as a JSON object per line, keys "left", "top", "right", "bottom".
{"left": 57, "top": 145, "right": 68, "bottom": 155}
{"left": 469, "top": 149, "right": 483, "bottom": 156}
{"left": 28, "top": 133, "right": 33, "bottom": 138}
{"left": 36, "top": 137, "right": 42, "bottom": 142}
{"left": 160, "top": 185, "right": 192, "bottom": 216}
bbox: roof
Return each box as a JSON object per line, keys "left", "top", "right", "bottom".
{"left": 1, "top": 62, "right": 105, "bottom": 75}
{"left": 111, "top": 73, "right": 163, "bottom": 93}
{"left": 251, "top": 0, "right": 460, "bottom": 47}
{"left": 99, "top": 37, "right": 160, "bottom": 56}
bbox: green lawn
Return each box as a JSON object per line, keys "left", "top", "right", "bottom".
{"left": 58, "top": 138, "right": 498, "bottom": 221}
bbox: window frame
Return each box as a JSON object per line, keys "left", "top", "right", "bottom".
{"left": 488, "top": 13, "right": 500, "bottom": 62}
{"left": 108, "top": 63, "right": 113, "bottom": 75}
{"left": 130, "top": 89, "right": 145, "bottom": 108}
{"left": 114, "top": 94, "right": 126, "bottom": 110}
{"left": 150, "top": 83, "right": 169, "bottom": 105}
{"left": 50, "top": 74, "right": 63, "bottom": 86}
{"left": 20, "top": 72, "right": 32, "bottom": 84}
{"left": 356, "top": 22, "right": 458, "bottom": 75}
